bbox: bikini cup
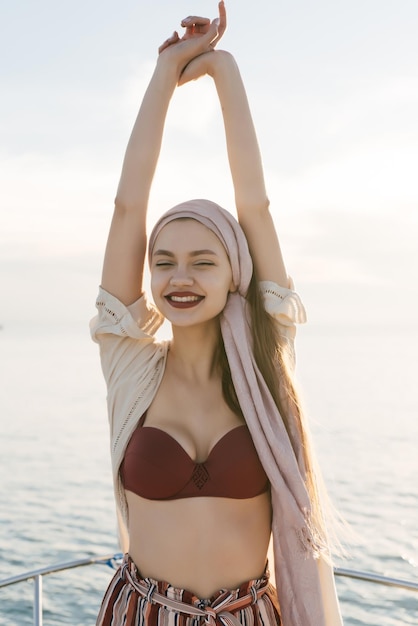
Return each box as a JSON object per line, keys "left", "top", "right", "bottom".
{"left": 120, "top": 422, "right": 269, "bottom": 500}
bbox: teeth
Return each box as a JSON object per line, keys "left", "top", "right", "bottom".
{"left": 170, "top": 295, "right": 201, "bottom": 303}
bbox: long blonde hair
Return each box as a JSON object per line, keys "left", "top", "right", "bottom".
{"left": 217, "top": 269, "right": 337, "bottom": 558}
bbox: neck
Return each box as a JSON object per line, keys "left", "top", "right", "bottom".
{"left": 169, "top": 319, "right": 221, "bottom": 382}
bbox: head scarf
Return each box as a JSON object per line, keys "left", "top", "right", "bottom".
{"left": 149, "top": 199, "right": 326, "bottom": 626}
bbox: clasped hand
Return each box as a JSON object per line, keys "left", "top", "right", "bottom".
{"left": 158, "top": 0, "right": 227, "bottom": 85}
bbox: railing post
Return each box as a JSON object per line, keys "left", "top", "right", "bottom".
{"left": 33, "top": 575, "right": 43, "bottom": 626}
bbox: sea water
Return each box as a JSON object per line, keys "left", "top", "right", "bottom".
{"left": 0, "top": 321, "right": 417, "bottom": 625}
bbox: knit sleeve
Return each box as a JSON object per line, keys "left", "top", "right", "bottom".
{"left": 259, "top": 279, "right": 307, "bottom": 340}
{"left": 90, "top": 286, "right": 164, "bottom": 342}
{"left": 89, "top": 287, "right": 166, "bottom": 389}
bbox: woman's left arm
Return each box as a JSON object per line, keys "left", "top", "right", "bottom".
{"left": 175, "top": 3, "right": 286, "bottom": 285}
{"left": 184, "top": 49, "right": 289, "bottom": 288}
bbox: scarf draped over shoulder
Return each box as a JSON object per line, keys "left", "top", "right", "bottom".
{"left": 148, "top": 199, "right": 328, "bottom": 626}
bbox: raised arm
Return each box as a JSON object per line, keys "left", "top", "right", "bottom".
{"left": 101, "top": 13, "right": 225, "bottom": 304}
{"left": 179, "top": 13, "right": 289, "bottom": 288}
{"left": 213, "top": 54, "right": 289, "bottom": 287}
{"left": 101, "top": 62, "right": 176, "bottom": 304}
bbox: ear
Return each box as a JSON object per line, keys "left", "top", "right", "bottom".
{"left": 229, "top": 279, "right": 237, "bottom": 293}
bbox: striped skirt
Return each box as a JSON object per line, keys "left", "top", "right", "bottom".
{"left": 96, "top": 554, "right": 281, "bottom": 626}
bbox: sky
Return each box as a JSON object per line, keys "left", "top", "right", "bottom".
{"left": 1, "top": 0, "right": 417, "bottom": 328}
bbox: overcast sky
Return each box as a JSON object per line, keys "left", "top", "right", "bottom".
{"left": 1, "top": 0, "right": 417, "bottom": 327}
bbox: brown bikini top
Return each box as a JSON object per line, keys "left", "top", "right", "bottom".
{"left": 120, "top": 415, "right": 269, "bottom": 500}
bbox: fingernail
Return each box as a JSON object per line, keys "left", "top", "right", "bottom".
{"left": 214, "top": 18, "right": 220, "bottom": 26}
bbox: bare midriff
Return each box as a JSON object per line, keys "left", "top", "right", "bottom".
{"left": 126, "top": 489, "right": 272, "bottom": 598}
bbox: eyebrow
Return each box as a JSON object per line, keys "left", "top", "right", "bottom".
{"left": 153, "top": 249, "right": 218, "bottom": 257}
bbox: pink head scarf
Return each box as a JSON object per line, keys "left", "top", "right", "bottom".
{"left": 149, "top": 199, "right": 327, "bottom": 626}
{"left": 149, "top": 198, "right": 253, "bottom": 297}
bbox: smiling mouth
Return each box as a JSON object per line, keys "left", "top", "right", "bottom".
{"left": 165, "top": 294, "right": 204, "bottom": 308}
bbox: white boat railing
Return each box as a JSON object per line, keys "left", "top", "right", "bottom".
{"left": 333, "top": 566, "right": 418, "bottom": 592}
{"left": 1, "top": 554, "right": 417, "bottom": 626}
{"left": 0, "top": 554, "right": 122, "bottom": 626}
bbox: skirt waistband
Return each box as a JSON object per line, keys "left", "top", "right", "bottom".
{"left": 122, "top": 554, "right": 270, "bottom": 626}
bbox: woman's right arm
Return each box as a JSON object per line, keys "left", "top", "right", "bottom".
{"left": 101, "top": 60, "right": 178, "bottom": 304}
{"left": 101, "top": 14, "right": 224, "bottom": 305}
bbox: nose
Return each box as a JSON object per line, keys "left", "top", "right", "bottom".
{"left": 169, "top": 269, "right": 194, "bottom": 287}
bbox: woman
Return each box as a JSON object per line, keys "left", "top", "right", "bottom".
{"left": 91, "top": 3, "right": 343, "bottom": 625}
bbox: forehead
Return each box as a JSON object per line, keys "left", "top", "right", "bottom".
{"left": 153, "top": 219, "right": 227, "bottom": 254}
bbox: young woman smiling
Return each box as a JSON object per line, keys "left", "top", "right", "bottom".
{"left": 91, "top": 3, "right": 343, "bottom": 625}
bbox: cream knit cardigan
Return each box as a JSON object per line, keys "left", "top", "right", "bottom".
{"left": 90, "top": 284, "right": 342, "bottom": 626}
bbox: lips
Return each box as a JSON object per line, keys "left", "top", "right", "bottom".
{"left": 165, "top": 292, "right": 205, "bottom": 309}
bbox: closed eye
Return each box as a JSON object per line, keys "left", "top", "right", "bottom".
{"left": 194, "top": 261, "right": 215, "bottom": 266}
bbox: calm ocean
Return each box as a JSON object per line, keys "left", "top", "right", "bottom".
{"left": 0, "top": 320, "right": 417, "bottom": 625}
